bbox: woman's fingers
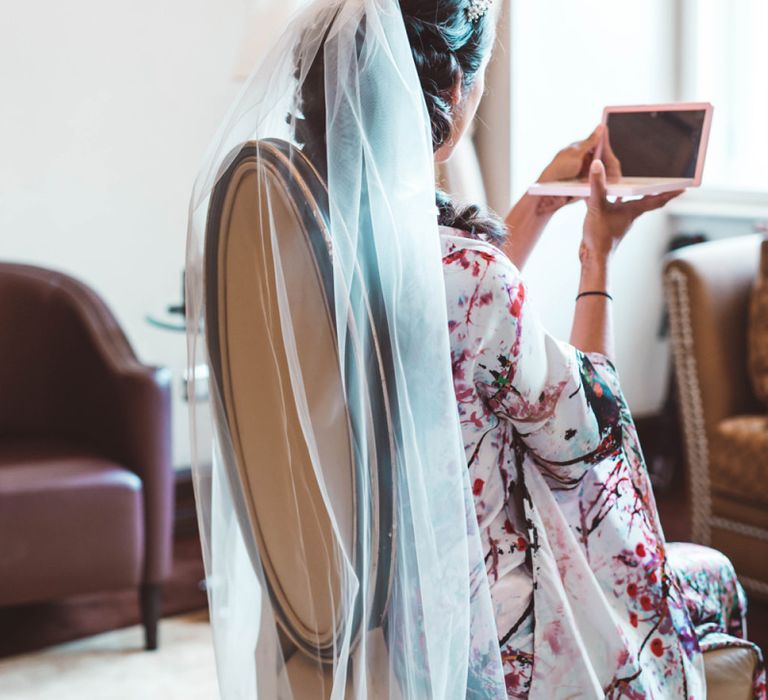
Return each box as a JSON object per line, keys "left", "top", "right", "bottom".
{"left": 579, "top": 124, "right": 604, "bottom": 154}
{"left": 626, "top": 189, "right": 684, "bottom": 217}
{"left": 602, "top": 131, "right": 622, "bottom": 180}
{"left": 588, "top": 159, "right": 608, "bottom": 209}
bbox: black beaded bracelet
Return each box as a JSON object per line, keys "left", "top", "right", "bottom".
{"left": 576, "top": 290, "right": 613, "bottom": 302}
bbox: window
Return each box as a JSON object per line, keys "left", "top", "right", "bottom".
{"left": 680, "top": 0, "right": 768, "bottom": 193}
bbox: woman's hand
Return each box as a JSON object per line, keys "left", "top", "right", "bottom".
{"left": 539, "top": 125, "right": 605, "bottom": 184}
{"left": 539, "top": 124, "right": 622, "bottom": 183}
{"left": 581, "top": 159, "right": 682, "bottom": 262}
{"left": 535, "top": 124, "right": 622, "bottom": 215}
{"left": 571, "top": 159, "right": 679, "bottom": 358}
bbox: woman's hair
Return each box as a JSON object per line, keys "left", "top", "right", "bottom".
{"left": 295, "top": 0, "right": 505, "bottom": 244}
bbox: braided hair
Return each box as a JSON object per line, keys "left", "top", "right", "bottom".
{"left": 294, "top": 1, "right": 505, "bottom": 244}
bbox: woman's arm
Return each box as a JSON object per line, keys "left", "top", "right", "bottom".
{"left": 569, "top": 160, "right": 682, "bottom": 359}
{"left": 502, "top": 126, "right": 602, "bottom": 269}
{"left": 570, "top": 245, "right": 613, "bottom": 357}
{"left": 503, "top": 125, "right": 624, "bottom": 271}
{"left": 448, "top": 241, "right": 622, "bottom": 476}
{"left": 502, "top": 193, "right": 566, "bottom": 270}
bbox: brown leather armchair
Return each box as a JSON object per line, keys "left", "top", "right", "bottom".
{"left": 664, "top": 233, "right": 768, "bottom": 598}
{"left": 0, "top": 262, "right": 173, "bottom": 649}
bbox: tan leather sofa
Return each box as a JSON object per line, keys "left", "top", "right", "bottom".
{"left": 0, "top": 262, "right": 174, "bottom": 649}
{"left": 664, "top": 234, "right": 768, "bottom": 599}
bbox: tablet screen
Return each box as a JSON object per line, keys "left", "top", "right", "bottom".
{"left": 605, "top": 109, "right": 707, "bottom": 179}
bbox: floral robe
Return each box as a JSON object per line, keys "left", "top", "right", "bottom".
{"left": 440, "top": 228, "right": 766, "bottom": 699}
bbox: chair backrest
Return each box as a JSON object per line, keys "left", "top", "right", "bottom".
{"left": 0, "top": 262, "right": 136, "bottom": 439}
{"left": 203, "top": 139, "right": 395, "bottom": 664}
{"left": 664, "top": 234, "right": 763, "bottom": 433}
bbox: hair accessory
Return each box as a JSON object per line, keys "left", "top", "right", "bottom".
{"left": 466, "top": 0, "right": 492, "bottom": 23}
{"left": 576, "top": 290, "right": 613, "bottom": 302}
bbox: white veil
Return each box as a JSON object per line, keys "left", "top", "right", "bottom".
{"left": 185, "top": 1, "right": 506, "bottom": 697}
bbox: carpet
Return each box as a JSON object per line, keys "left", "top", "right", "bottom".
{"left": 0, "top": 611, "right": 219, "bottom": 700}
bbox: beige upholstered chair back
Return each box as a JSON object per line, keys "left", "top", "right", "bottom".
{"left": 203, "top": 139, "right": 397, "bottom": 697}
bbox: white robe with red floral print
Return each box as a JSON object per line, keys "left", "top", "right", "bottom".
{"left": 441, "top": 228, "right": 707, "bottom": 699}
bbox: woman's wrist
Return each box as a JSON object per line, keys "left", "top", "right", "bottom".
{"left": 505, "top": 192, "right": 557, "bottom": 228}
{"left": 578, "top": 240, "right": 612, "bottom": 269}
{"left": 571, "top": 243, "right": 614, "bottom": 357}
{"left": 578, "top": 242, "right": 611, "bottom": 292}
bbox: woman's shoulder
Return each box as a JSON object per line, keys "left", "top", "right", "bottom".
{"left": 439, "top": 226, "right": 528, "bottom": 334}
{"left": 439, "top": 226, "right": 522, "bottom": 283}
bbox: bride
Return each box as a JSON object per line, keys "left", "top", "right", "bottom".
{"left": 186, "top": 0, "right": 766, "bottom": 697}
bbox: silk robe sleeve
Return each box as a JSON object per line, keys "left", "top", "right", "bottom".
{"left": 448, "top": 242, "right": 624, "bottom": 486}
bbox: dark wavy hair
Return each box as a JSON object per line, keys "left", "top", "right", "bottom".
{"left": 294, "top": 1, "right": 505, "bottom": 244}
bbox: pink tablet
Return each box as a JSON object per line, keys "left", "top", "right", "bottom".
{"left": 528, "top": 102, "right": 714, "bottom": 198}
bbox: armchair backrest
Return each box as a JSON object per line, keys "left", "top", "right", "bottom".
{"left": 0, "top": 263, "right": 143, "bottom": 443}
{"left": 664, "top": 234, "right": 763, "bottom": 434}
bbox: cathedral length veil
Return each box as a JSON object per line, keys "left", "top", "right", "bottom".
{"left": 185, "top": 0, "right": 506, "bottom": 697}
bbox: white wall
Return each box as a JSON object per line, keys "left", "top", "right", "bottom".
{"left": 0, "top": 0, "right": 249, "bottom": 467}
{"left": 505, "top": 0, "right": 678, "bottom": 416}
{"left": 0, "top": 1, "right": 726, "bottom": 469}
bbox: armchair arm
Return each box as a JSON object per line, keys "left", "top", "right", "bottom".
{"left": 54, "top": 270, "right": 174, "bottom": 584}
{"left": 111, "top": 367, "right": 174, "bottom": 584}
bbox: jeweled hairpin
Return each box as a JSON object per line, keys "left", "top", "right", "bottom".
{"left": 466, "top": 0, "right": 492, "bottom": 23}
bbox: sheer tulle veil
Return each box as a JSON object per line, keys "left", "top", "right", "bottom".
{"left": 185, "top": 0, "right": 506, "bottom": 696}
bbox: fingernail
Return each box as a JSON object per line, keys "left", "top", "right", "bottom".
{"left": 590, "top": 159, "right": 603, "bottom": 174}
